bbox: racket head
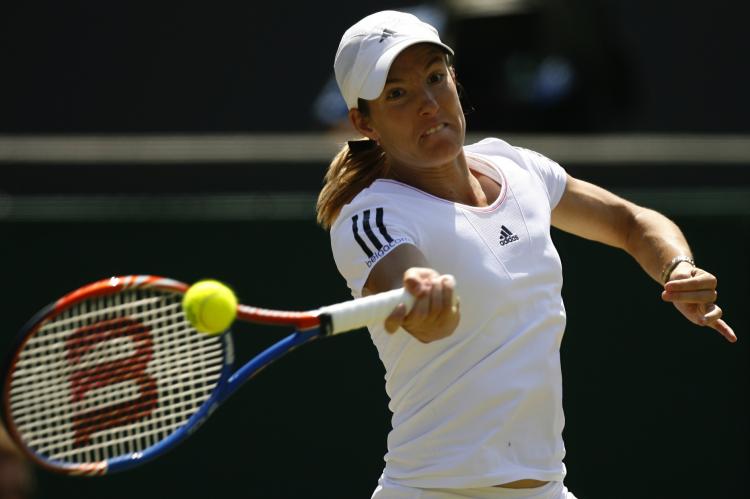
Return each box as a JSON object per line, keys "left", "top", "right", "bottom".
{"left": 2, "top": 275, "right": 234, "bottom": 476}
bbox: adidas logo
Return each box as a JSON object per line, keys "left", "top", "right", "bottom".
{"left": 379, "top": 29, "right": 396, "bottom": 42}
{"left": 498, "top": 225, "right": 519, "bottom": 246}
{"left": 351, "top": 207, "right": 407, "bottom": 267}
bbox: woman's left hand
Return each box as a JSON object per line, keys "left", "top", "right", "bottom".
{"left": 661, "top": 262, "right": 736, "bottom": 342}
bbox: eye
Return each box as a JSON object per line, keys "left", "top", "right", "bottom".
{"left": 428, "top": 72, "right": 446, "bottom": 84}
{"left": 386, "top": 88, "right": 405, "bottom": 100}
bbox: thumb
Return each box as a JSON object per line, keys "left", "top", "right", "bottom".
{"left": 384, "top": 303, "right": 408, "bottom": 334}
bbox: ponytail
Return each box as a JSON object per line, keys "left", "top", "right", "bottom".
{"left": 316, "top": 139, "right": 388, "bottom": 229}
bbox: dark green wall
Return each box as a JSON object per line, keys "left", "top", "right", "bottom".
{"left": 2, "top": 216, "right": 747, "bottom": 498}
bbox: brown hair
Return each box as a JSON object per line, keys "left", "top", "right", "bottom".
{"left": 316, "top": 101, "right": 390, "bottom": 229}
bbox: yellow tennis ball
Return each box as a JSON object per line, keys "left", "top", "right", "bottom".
{"left": 182, "top": 280, "right": 238, "bottom": 335}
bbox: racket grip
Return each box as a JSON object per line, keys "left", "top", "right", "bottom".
{"left": 318, "top": 288, "right": 416, "bottom": 335}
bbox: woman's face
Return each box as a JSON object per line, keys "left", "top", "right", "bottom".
{"left": 353, "top": 43, "right": 466, "bottom": 171}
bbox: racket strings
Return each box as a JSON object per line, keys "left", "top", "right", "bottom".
{"left": 8, "top": 288, "right": 225, "bottom": 465}
{"left": 11, "top": 351, "right": 224, "bottom": 432}
{"left": 10, "top": 324, "right": 223, "bottom": 410}
{"left": 18, "top": 296, "right": 183, "bottom": 356}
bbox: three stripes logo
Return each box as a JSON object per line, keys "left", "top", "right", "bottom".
{"left": 351, "top": 207, "right": 406, "bottom": 268}
{"left": 498, "top": 225, "right": 519, "bottom": 246}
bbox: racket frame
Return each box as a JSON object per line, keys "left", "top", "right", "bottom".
{"left": 1, "top": 276, "right": 240, "bottom": 475}
{"left": 1, "top": 274, "right": 403, "bottom": 476}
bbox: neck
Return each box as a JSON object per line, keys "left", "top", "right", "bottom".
{"left": 388, "top": 151, "right": 492, "bottom": 207}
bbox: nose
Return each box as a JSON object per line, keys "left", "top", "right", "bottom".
{"left": 418, "top": 87, "right": 439, "bottom": 116}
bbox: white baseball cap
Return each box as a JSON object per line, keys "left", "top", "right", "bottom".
{"left": 334, "top": 10, "right": 454, "bottom": 109}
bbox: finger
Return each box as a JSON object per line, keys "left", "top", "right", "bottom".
{"left": 664, "top": 271, "right": 716, "bottom": 292}
{"left": 442, "top": 275, "right": 461, "bottom": 317}
{"left": 661, "top": 289, "right": 717, "bottom": 303}
{"left": 440, "top": 275, "right": 455, "bottom": 313}
{"left": 384, "top": 303, "right": 407, "bottom": 333}
{"left": 710, "top": 319, "right": 737, "bottom": 343}
{"left": 407, "top": 288, "right": 431, "bottom": 323}
{"left": 700, "top": 304, "right": 722, "bottom": 325}
{"left": 403, "top": 271, "right": 427, "bottom": 297}
{"left": 427, "top": 277, "right": 441, "bottom": 316}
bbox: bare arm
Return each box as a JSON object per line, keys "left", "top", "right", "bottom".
{"left": 363, "top": 244, "right": 460, "bottom": 342}
{"left": 551, "top": 175, "right": 736, "bottom": 342}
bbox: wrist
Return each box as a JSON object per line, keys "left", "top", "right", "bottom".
{"left": 661, "top": 255, "right": 695, "bottom": 283}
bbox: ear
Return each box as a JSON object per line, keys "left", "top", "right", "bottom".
{"left": 348, "top": 108, "right": 380, "bottom": 142}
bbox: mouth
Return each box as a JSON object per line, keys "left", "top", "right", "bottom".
{"left": 421, "top": 123, "right": 446, "bottom": 138}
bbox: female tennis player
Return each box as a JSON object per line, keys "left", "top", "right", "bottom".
{"left": 317, "top": 10, "right": 736, "bottom": 499}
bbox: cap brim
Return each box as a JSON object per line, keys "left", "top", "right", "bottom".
{"left": 358, "top": 39, "right": 454, "bottom": 102}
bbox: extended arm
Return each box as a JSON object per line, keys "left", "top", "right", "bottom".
{"left": 551, "top": 175, "right": 736, "bottom": 342}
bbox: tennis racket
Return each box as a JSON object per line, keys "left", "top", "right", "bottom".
{"left": 2, "top": 275, "right": 416, "bottom": 476}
